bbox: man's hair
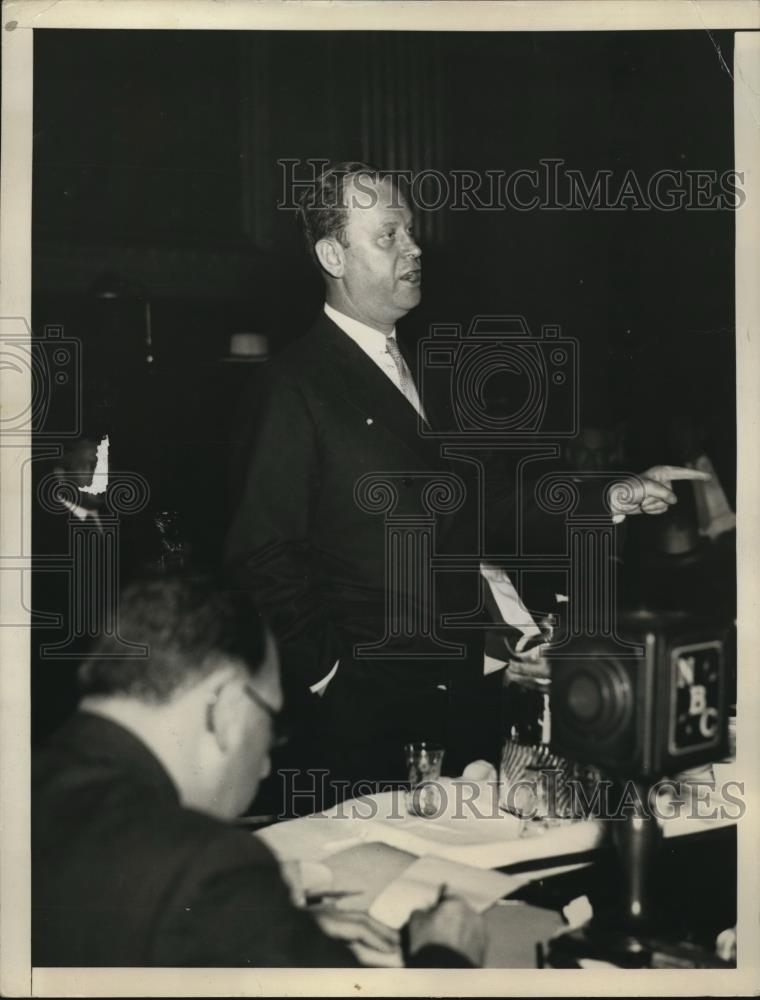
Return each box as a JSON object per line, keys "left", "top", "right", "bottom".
{"left": 296, "top": 160, "right": 385, "bottom": 269}
{"left": 78, "top": 573, "right": 267, "bottom": 703}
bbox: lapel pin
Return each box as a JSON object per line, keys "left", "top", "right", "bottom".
{"left": 366, "top": 417, "right": 374, "bottom": 425}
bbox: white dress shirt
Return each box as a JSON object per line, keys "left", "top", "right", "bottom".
{"left": 324, "top": 302, "right": 425, "bottom": 420}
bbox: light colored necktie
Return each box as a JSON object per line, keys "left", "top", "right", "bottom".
{"left": 385, "top": 336, "right": 424, "bottom": 418}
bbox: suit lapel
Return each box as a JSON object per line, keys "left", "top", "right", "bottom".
{"left": 316, "top": 316, "right": 445, "bottom": 469}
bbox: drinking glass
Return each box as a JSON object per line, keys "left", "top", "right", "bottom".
{"left": 404, "top": 742, "right": 445, "bottom": 818}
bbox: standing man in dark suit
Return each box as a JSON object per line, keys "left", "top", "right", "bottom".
{"left": 33, "top": 573, "right": 486, "bottom": 968}
{"left": 226, "top": 163, "right": 496, "bottom": 802}
{"left": 225, "top": 161, "right": 707, "bottom": 806}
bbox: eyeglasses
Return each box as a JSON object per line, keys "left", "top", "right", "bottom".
{"left": 206, "top": 680, "right": 289, "bottom": 749}
{"left": 242, "top": 682, "right": 290, "bottom": 749}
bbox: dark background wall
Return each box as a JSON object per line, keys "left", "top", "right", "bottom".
{"left": 32, "top": 28, "right": 737, "bottom": 553}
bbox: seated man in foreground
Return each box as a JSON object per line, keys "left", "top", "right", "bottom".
{"left": 32, "top": 572, "right": 486, "bottom": 967}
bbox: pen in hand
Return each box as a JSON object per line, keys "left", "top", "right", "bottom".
{"left": 304, "top": 889, "right": 362, "bottom": 908}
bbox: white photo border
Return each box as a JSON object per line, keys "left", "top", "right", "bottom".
{"left": 1, "top": 2, "right": 758, "bottom": 996}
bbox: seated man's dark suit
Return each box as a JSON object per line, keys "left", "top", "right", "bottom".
{"left": 226, "top": 314, "right": 500, "bottom": 796}
{"left": 32, "top": 712, "right": 357, "bottom": 967}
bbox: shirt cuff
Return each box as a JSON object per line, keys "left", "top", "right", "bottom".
{"left": 483, "top": 654, "right": 508, "bottom": 676}
{"left": 309, "top": 660, "right": 340, "bottom": 695}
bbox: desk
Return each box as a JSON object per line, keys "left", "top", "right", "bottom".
{"left": 256, "top": 783, "right": 736, "bottom": 968}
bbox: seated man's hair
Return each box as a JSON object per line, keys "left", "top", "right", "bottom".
{"left": 296, "top": 160, "right": 384, "bottom": 268}
{"left": 78, "top": 573, "right": 267, "bottom": 703}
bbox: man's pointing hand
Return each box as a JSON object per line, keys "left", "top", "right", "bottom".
{"left": 608, "top": 465, "right": 712, "bottom": 524}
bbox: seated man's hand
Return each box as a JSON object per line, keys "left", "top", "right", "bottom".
{"left": 313, "top": 907, "right": 401, "bottom": 966}
{"left": 607, "top": 465, "right": 711, "bottom": 524}
{"left": 406, "top": 896, "right": 487, "bottom": 967}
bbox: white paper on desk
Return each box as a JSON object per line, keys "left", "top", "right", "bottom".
{"left": 368, "top": 855, "right": 516, "bottom": 930}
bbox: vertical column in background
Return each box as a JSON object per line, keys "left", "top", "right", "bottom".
{"left": 360, "top": 32, "right": 448, "bottom": 247}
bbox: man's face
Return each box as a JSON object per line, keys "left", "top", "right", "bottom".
{"left": 338, "top": 176, "right": 422, "bottom": 331}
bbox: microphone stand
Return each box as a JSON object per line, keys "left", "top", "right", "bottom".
{"left": 545, "top": 778, "right": 731, "bottom": 968}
